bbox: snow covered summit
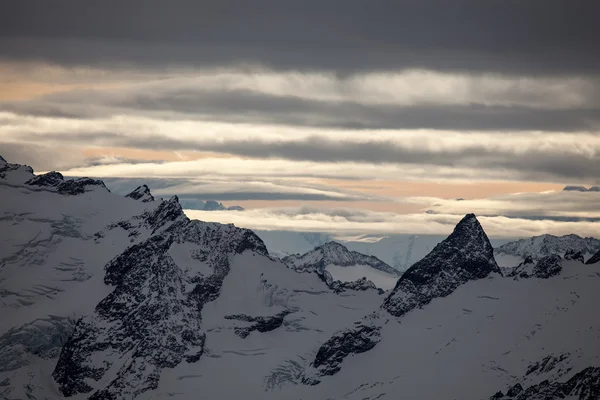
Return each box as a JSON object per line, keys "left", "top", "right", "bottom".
{"left": 496, "top": 234, "right": 600, "bottom": 263}
{"left": 282, "top": 241, "right": 399, "bottom": 290}
{"left": 1, "top": 155, "right": 600, "bottom": 400}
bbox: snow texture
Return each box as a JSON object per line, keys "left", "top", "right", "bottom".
{"left": 1, "top": 155, "right": 600, "bottom": 400}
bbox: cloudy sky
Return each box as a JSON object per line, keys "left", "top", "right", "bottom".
{"left": 1, "top": 0, "right": 600, "bottom": 237}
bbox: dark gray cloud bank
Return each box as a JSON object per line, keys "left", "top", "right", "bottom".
{"left": 1, "top": 0, "right": 599, "bottom": 75}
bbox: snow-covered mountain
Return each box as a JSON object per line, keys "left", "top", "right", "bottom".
{"left": 495, "top": 234, "right": 600, "bottom": 267}
{"left": 179, "top": 198, "right": 244, "bottom": 211}
{"left": 282, "top": 241, "right": 399, "bottom": 291}
{"left": 256, "top": 230, "right": 448, "bottom": 272}
{"left": 2, "top": 155, "right": 599, "bottom": 399}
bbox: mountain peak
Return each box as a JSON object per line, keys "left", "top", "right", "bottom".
{"left": 496, "top": 234, "right": 600, "bottom": 260}
{"left": 383, "top": 213, "right": 500, "bottom": 317}
{"left": 125, "top": 184, "right": 155, "bottom": 203}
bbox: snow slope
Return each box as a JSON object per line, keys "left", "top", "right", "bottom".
{"left": 1, "top": 155, "right": 599, "bottom": 400}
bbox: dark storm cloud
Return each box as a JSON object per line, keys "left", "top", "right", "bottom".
{"left": 17, "top": 131, "right": 600, "bottom": 183}
{"left": 1, "top": 0, "right": 599, "bottom": 75}
{"left": 5, "top": 89, "right": 600, "bottom": 132}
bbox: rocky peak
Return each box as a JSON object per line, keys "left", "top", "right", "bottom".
{"left": 564, "top": 249, "right": 584, "bottom": 263}
{"left": 53, "top": 202, "right": 269, "bottom": 398}
{"left": 125, "top": 184, "right": 155, "bottom": 203}
{"left": 145, "top": 196, "right": 187, "bottom": 233}
{"left": 586, "top": 249, "right": 600, "bottom": 265}
{"left": 383, "top": 213, "right": 500, "bottom": 317}
{"left": 57, "top": 178, "right": 109, "bottom": 195}
{"left": 25, "top": 171, "right": 64, "bottom": 187}
{"left": 282, "top": 241, "right": 399, "bottom": 276}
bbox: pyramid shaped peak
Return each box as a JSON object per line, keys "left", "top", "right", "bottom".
{"left": 383, "top": 213, "right": 499, "bottom": 317}
{"left": 125, "top": 185, "right": 154, "bottom": 202}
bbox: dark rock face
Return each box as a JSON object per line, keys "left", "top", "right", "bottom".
{"left": 585, "top": 249, "right": 600, "bottom": 265}
{"left": 57, "top": 178, "right": 109, "bottom": 195}
{"left": 506, "top": 383, "right": 523, "bottom": 397}
{"left": 25, "top": 171, "right": 64, "bottom": 187}
{"left": 507, "top": 256, "right": 535, "bottom": 278}
{"left": 383, "top": 214, "right": 500, "bottom": 317}
{"left": 532, "top": 254, "right": 562, "bottom": 279}
{"left": 310, "top": 318, "right": 381, "bottom": 379}
{"left": 225, "top": 310, "right": 291, "bottom": 339}
{"left": 145, "top": 196, "right": 185, "bottom": 233}
{"left": 330, "top": 277, "right": 380, "bottom": 294}
{"left": 52, "top": 197, "right": 270, "bottom": 399}
{"left": 526, "top": 353, "right": 571, "bottom": 377}
{"left": 125, "top": 184, "right": 154, "bottom": 202}
{"left": 493, "top": 366, "right": 600, "bottom": 399}
{"left": 564, "top": 249, "right": 585, "bottom": 263}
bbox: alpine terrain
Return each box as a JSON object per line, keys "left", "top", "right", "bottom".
{"left": 1, "top": 155, "right": 599, "bottom": 400}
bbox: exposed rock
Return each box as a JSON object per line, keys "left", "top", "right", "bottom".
{"left": 225, "top": 310, "right": 291, "bottom": 338}
{"left": 507, "top": 256, "right": 535, "bottom": 278}
{"left": 25, "top": 171, "right": 64, "bottom": 187}
{"left": 495, "top": 366, "right": 600, "bottom": 399}
{"left": 52, "top": 197, "right": 269, "bottom": 399}
{"left": 383, "top": 214, "right": 500, "bottom": 317}
{"left": 330, "top": 277, "right": 381, "bottom": 294}
{"left": 564, "top": 249, "right": 584, "bottom": 263}
{"left": 57, "top": 177, "right": 109, "bottom": 195}
{"left": 309, "top": 317, "right": 381, "bottom": 380}
{"left": 532, "top": 254, "right": 562, "bottom": 279}
{"left": 125, "top": 184, "right": 154, "bottom": 202}
{"left": 585, "top": 249, "right": 600, "bottom": 265}
{"left": 506, "top": 383, "right": 523, "bottom": 397}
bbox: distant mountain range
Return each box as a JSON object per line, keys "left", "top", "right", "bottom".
{"left": 1, "top": 155, "right": 599, "bottom": 399}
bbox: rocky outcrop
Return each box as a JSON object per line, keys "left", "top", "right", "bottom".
{"left": 225, "top": 310, "right": 291, "bottom": 338}
{"left": 52, "top": 196, "right": 269, "bottom": 399}
{"left": 25, "top": 171, "right": 64, "bottom": 187}
{"left": 308, "top": 316, "right": 381, "bottom": 381}
{"left": 383, "top": 214, "right": 500, "bottom": 317}
{"left": 125, "top": 184, "right": 154, "bottom": 202}
{"left": 508, "top": 255, "right": 562, "bottom": 279}
{"left": 585, "top": 249, "right": 600, "bottom": 265}
{"left": 532, "top": 254, "right": 562, "bottom": 278}
{"left": 491, "top": 366, "right": 600, "bottom": 399}
{"left": 57, "top": 178, "right": 109, "bottom": 195}
{"left": 564, "top": 249, "right": 584, "bottom": 263}
{"left": 507, "top": 256, "right": 535, "bottom": 278}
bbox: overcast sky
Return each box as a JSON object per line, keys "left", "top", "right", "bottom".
{"left": 1, "top": 1, "right": 599, "bottom": 237}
